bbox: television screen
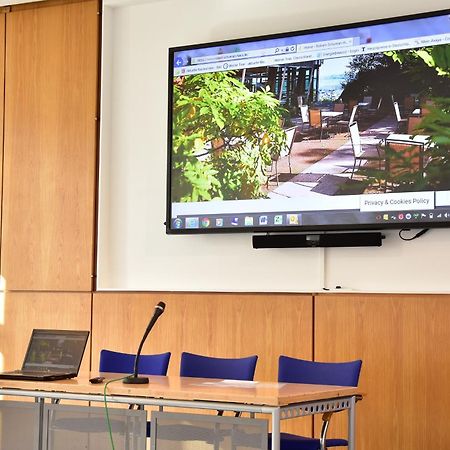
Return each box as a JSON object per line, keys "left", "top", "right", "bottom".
{"left": 167, "top": 10, "right": 450, "bottom": 234}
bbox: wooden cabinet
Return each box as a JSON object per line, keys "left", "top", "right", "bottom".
{"left": 314, "top": 294, "right": 450, "bottom": 450}
{"left": 1, "top": 0, "right": 99, "bottom": 291}
{"left": 0, "top": 12, "right": 5, "bottom": 270}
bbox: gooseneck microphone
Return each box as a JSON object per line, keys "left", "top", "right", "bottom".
{"left": 123, "top": 301, "right": 166, "bottom": 384}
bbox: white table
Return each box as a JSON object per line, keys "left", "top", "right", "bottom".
{"left": 385, "top": 133, "right": 430, "bottom": 147}
{"left": 321, "top": 111, "right": 344, "bottom": 119}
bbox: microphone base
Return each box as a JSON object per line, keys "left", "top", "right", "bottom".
{"left": 123, "top": 375, "right": 149, "bottom": 384}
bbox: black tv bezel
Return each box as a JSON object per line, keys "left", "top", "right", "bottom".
{"left": 166, "top": 8, "right": 450, "bottom": 235}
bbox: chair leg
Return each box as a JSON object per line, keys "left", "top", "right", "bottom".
{"left": 319, "top": 412, "right": 332, "bottom": 450}
{"left": 351, "top": 159, "right": 357, "bottom": 179}
{"left": 275, "top": 159, "right": 279, "bottom": 186}
{"left": 288, "top": 154, "right": 292, "bottom": 174}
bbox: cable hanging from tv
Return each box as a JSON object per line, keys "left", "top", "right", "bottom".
{"left": 398, "top": 229, "right": 430, "bottom": 241}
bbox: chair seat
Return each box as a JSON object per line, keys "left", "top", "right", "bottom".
{"left": 358, "top": 145, "right": 383, "bottom": 160}
{"left": 268, "top": 432, "right": 348, "bottom": 450}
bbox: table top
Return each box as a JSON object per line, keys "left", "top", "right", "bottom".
{"left": 0, "top": 373, "right": 359, "bottom": 407}
{"left": 386, "top": 133, "right": 430, "bottom": 144}
{"left": 321, "top": 111, "right": 343, "bottom": 118}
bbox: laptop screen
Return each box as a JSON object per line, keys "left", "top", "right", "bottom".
{"left": 22, "top": 329, "right": 89, "bottom": 373}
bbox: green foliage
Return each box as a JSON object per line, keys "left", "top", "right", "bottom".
{"left": 171, "top": 72, "right": 286, "bottom": 202}
{"left": 358, "top": 99, "right": 450, "bottom": 192}
{"left": 386, "top": 44, "right": 450, "bottom": 76}
{"left": 418, "top": 98, "right": 450, "bottom": 189}
{"left": 383, "top": 46, "right": 450, "bottom": 190}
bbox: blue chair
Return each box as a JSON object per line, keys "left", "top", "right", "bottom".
{"left": 180, "top": 352, "right": 258, "bottom": 381}
{"left": 50, "top": 350, "right": 171, "bottom": 438}
{"left": 161, "top": 352, "right": 258, "bottom": 445}
{"left": 101, "top": 349, "right": 171, "bottom": 438}
{"left": 269, "top": 356, "right": 362, "bottom": 450}
{"left": 100, "top": 349, "right": 171, "bottom": 375}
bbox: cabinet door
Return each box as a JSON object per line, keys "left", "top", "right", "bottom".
{"left": 2, "top": 0, "right": 99, "bottom": 291}
{"left": 314, "top": 294, "right": 450, "bottom": 450}
{"left": 0, "top": 12, "right": 5, "bottom": 274}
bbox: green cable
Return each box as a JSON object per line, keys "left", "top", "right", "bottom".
{"left": 103, "top": 375, "right": 131, "bottom": 450}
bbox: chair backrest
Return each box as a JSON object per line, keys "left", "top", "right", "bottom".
{"left": 278, "top": 356, "right": 362, "bottom": 387}
{"left": 333, "top": 102, "right": 345, "bottom": 112}
{"left": 362, "top": 95, "right": 372, "bottom": 106}
{"left": 300, "top": 105, "right": 309, "bottom": 124}
{"left": 349, "top": 121, "right": 362, "bottom": 157}
{"left": 309, "top": 109, "right": 322, "bottom": 128}
{"left": 393, "top": 101, "right": 402, "bottom": 121}
{"left": 99, "top": 349, "right": 171, "bottom": 375}
{"left": 349, "top": 105, "right": 358, "bottom": 124}
{"left": 180, "top": 352, "right": 258, "bottom": 381}
{"left": 284, "top": 126, "right": 298, "bottom": 154}
{"left": 407, "top": 116, "right": 424, "bottom": 135}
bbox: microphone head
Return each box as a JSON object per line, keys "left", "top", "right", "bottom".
{"left": 155, "top": 301, "right": 166, "bottom": 313}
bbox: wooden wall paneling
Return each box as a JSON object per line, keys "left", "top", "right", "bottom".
{"left": 1, "top": 0, "right": 99, "bottom": 291}
{"left": 92, "top": 291, "right": 314, "bottom": 434}
{"left": 0, "top": 291, "right": 92, "bottom": 373}
{"left": 314, "top": 294, "right": 450, "bottom": 450}
{"left": 0, "top": 11, "right": 5, "bottom": 270}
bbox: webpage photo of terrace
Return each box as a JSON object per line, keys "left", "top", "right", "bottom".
{"left": 170, "top": 39, "right": 450, "bottom": 206}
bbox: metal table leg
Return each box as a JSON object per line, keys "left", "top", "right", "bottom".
{"left": 271, "top": 407, "right": 280, "bottom": 450}
{"left": 348, "top": 395, "right": 356, "bottom": 450}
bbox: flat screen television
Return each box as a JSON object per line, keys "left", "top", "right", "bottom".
{"left": 166, "top": 9, "right": 450, "bottom": 236}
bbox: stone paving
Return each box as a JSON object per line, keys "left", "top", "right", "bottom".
{"left": 266, "top": 116, "right": 397, "bottom": 199}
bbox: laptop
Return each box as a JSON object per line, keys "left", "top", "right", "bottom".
{"left": 0, "top": 329, "right": 89, "bottom": 381}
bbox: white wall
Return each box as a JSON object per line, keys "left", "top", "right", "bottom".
{"left": 97, "top": 0, "right": 450, "bottom": 292}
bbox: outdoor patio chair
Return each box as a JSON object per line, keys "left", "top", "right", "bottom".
{"left": 335, "top": 105, "right": 358, "bottom": 134}
{"left": 365, "top": 97, "right": 382, "bottom": 117}
{"left": 361, "top": 95, "right": 372, "bottom": 107}
{"left": 309, "top": 109, "right": 329, "bottom": 140}
{"left": 393, "top": 101, "right": 407, "bottom": 132}
{"left": 300, "top": 105, "right": 310, "bottom": 131}
{"left": 348, "top": 121, "right": 384, "bottom": 179}
{"left": 267, "top": 126, "right": 299, "bottom": 186}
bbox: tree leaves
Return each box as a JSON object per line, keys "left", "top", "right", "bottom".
{"left": 171, "top": 71, "right": 286, "bottom": 202}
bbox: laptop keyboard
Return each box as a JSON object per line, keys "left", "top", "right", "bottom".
{"left": 12, "top": 370, "right": 61, "bottom": 375}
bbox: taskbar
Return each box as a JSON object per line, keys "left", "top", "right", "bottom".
{"left": 171, "top": 208, "right": 450, "bottom": 231}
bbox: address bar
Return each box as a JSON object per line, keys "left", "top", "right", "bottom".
{"left": 191, "top": 45, "right": 296, "bottom": 65}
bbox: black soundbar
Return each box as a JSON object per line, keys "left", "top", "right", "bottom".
{"left": 252, "top": 232, "right": 384, "bottom": 248}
